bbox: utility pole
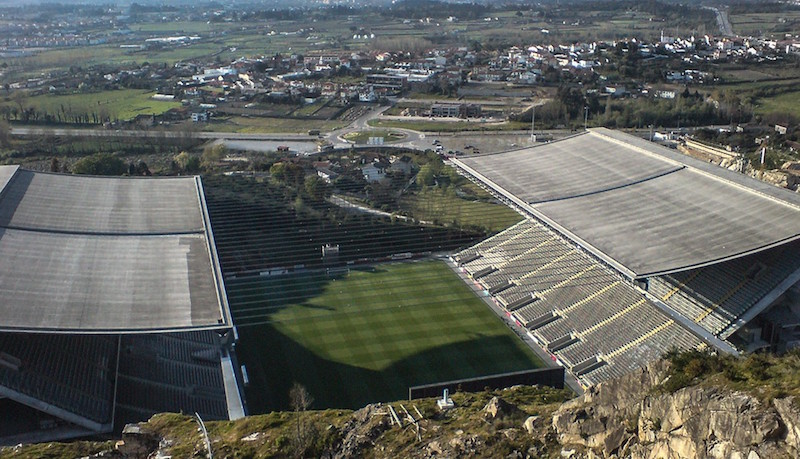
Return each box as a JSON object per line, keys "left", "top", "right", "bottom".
{"left": 530, "top": 104, "right": 536, "bottom": 143}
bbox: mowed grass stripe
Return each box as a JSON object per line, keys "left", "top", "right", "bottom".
{"left": 228, "top": 260, "right": 543, "bottom": 411}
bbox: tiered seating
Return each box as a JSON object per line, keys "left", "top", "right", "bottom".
{"left": 650, "top": 240, "right": 800, "bottom": 337}
{"left": 579, "top": 321, "right": 702, "bottom": 386}
{"left": 204, "top": 176, "right": 480, "bottom": 274}
{"left": 558, "top": 301, "right": 669, "bottom": 366}
{"left": 453, "top": 217, "right": 704, "bottom": 388}
{"left": 536, "top": 279, "right": 638, "bottom": 343}
{"left": 0, "top": 334, "right": 117, "bottom": 424}
{"left": 115, "top": 331, "right": 228, "bottom": 423}
{"left": 453, "top": 220, "right": 533, "bottom": 262}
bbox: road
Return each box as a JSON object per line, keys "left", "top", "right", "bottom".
{"left": 325, "top": 105, "right": 428, "bottom": 150}
{"left": 705, "top": 6, "right": 734, "bottom": 36}
{"left": 11, "top": 109, "right": 720, "bottom": 158}
{"left": 11, "top": 126, "right": 316, "bottom": 141}
{"left": 11, "top": 106, "right": 431, "bottom": 153}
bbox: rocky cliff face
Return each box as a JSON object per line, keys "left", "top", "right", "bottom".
{"left": 552, "top": 360, "right": 800, "bottom": 459}
{"left": 5, "top": 356, "right": 800, "bottom": 459}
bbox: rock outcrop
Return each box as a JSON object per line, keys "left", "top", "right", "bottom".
{"left": 329, "top": 403, "right": 392, "bottom": 459}
{"left": 484, "top": 396, "right": 521, "bottom": 420}
{"left": 6, "top": 357, "right": 800, "bottom": 459}
{"left": 552, "top": 361, "right": 800, "bottom": 459}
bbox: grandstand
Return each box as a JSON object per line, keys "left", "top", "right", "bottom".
{"left": 451, "top": 128, "right": 800, "bottom": 388}
{"left": 0, "top": 166, "right": 244, "bottom": 445}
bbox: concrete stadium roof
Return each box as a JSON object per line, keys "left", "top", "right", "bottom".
{"left": 0, "top": 166, "right": 230, "bottom": 333}
{"left": 0, "top": 169, "right": 204, "bottom": 234}
{"left": 454, "top": 128, "right": 800, "bottom": 279}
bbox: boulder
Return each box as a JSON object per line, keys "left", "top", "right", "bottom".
{"left": 116, "top": 424, "right": 159, "bottom": 458}
{"left": 483, "top": 396, "right": 519, "bottom": 420}
{"left": 523, "top": 415, "right": 541, "bottom": 434}
{"left": 427, "top": 440, "right": 443, "bottom": 456}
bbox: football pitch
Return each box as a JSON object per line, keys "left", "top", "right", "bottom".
{"left": 226, "top": 260, "right": 544, "bottom": 412}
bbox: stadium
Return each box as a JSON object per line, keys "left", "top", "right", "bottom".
{"left": 1, "top": 127, "right": 800, "bottom": 442}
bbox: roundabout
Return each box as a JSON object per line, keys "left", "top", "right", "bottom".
{"left": 340, "top": 129, "right": 407, "bottom": 145}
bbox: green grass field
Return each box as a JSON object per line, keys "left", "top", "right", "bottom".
{"left": 342, "top": 129, "right": 406, "bottom": 144}
{"left": 729, "top": 12, "right": 800, "bottom": 37}
{"left": 227, "top": 260, "right": 542, "bottom": 412}
{"left": 1, "top": 89, "right": 180, "bottom": 122}
{"left": 755, "top": 90, "right": 800, "bottom": 118}
{"left": 401, "top": 187, "right": 523, "bottom": 232}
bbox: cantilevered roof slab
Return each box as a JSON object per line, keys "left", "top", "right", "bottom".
{"left": 0, "top": 170, "right": 204, "bottom": 234}
{"left": 0, "top": 165, "right": 17, "bottom": 193}
{"left": 454, "top": 129, "right": 800, "bottom": 279}
{"left": 0, "top": 229, "right": 221, "bottom": 331}
{"left": 0, "top": 166, "right": 229, "bottom": 333}
{"left": 459, "top": 135, "right": 682, "bottom": 203}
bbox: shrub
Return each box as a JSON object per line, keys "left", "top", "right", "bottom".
{"left": 71, "top": 152, "right": 126, "bottom": 176}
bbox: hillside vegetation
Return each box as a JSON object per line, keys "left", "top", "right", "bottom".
{"left": 6, "top": 351, "right": 800, "bottom": 458}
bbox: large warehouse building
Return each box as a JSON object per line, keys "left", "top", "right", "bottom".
{"left": 0, "top": 166, "right": 244, "bottom": 445}
{"left": 451, "top": 128, "right": 800, "bottom": 389}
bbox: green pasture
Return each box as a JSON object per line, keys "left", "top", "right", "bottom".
{"left": 1, "top": 89, "right": 180, "bottom": 122}
{"left": 755, "top": 90, "right": 800, "bottom": 118}
{"left": 401, "top": 187, "right": 523, "bottom": 232}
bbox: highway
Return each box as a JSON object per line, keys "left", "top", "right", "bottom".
{"left": 10, "top": 109, "right": 714, "bottom": 157}
{"left": 706, "top": 6, "right": 734, "bottom": 37}
{"left": 11, "top": 106, "right": 432, "bottom": 155}
{"left": 11, "top": 126, "right": 315, "bottom": 141}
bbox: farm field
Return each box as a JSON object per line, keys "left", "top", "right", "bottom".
{"left": 226, "top": 260, "right": 543, "bottom": 412}
{"left": 728, "top": 11, "right": 800, "bottom": 37}
{"left": 754, "top": 90, "right": 800, "bottom": 119}
{"left": 0, "top": 89, "right": 180, "bottom": 123}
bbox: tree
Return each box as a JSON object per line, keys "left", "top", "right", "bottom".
{"left": 174, "top": 151, "right": 200, "bottom": 173}
{"left": 137, "top": 161, "right": 152, "bottom": 176}
{"left": 334, "top": 172, "right": 367, "bottom": 194}
{"left": 71, "top": 153, "right": 126, "bottom": 176}
{"left": 304, "top": 175, "right": 330, "bottom": 202}
{"left": 201, "top": 143, "right": 227, "bottom": 170}
{"left": 0, "top": 120, "right": 10, "bottom": 148}
{"left": 417, "top": 163, "right": 436, "bottom": 187}
{"left": 557, "top": 85, "right": 585, "bottom": 120}
{"left": 270, "top": 161, "right": 305, "bottom": 187}
{"left": 129, "top": 161, "right": 151, "bottom": 176}
{"left": 289, "top": 382, "right": 315, "bottom": 458}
